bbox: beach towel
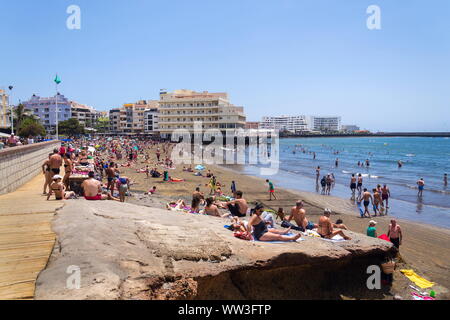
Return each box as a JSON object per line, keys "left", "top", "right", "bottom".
{"left": 411, "top": 292, "right": 435, "bottom": 300}
{"left": 378, "top": 234, "right": 391, "bottom": 242}
{"left": 400, "top": 269, "right": 435, "bottom": 289}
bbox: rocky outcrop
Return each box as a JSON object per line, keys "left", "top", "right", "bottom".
{"left": 35, "top": 200, "right": 394, "bottom": 300}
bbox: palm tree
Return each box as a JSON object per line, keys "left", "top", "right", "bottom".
{"left": 7, "top": 103, "right": 36, "bottom": 130}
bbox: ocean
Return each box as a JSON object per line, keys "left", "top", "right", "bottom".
{"left": 238, "top": 136, "right": 450, "bottom": 229}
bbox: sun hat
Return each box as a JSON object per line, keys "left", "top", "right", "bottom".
{"left": 369, "top": 220, "right": 377, "bottom": 225}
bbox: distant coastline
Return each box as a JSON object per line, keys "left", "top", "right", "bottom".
{"left": 280, "top": 132, "right": 450, "bottom": 138}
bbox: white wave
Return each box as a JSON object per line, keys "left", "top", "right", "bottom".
{"left": 406, "top": 154, "right": 415, "bottom": 157}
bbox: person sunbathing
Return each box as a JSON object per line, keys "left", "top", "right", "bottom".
{"left": 202, "top": 197, "right": 223, "bottom": 217}
{"left": 166, "top": 199, "right": 187, "bottom": 211}
{"left": 247, "top": 204, "right": 301, "bottom": 242}
{"left": 317, "top": 208, "right": 351, "bottom": 240}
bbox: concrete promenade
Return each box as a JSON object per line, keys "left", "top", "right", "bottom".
{"left": 0, "top": 174, "right": 63, "bottom": 299}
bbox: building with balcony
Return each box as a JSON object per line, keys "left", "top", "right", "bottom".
{"left": 144, "top": 107, "right": 159, "bottom": 134}
{"left": 70, "top": 101, "right": 101, "bottom": 127}
{"left": 23, "top": 94, "right": 72, "bottom": 133}
{"left": 259, "top": 115, "right": 309, "bottom": 133}
{"left": 157, "top": 89, "right": 246, "bottom": 139}
{"left": 109, "top": 100, "right": 159, "bottom": 135}
{"left": 309, "top": 116, "right": 341, "bottom": 132}
{"left": 0, "top": 89, "right": 11, "bottom": 129}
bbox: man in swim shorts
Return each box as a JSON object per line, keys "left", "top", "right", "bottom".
{"left": 49, "top": 148, "right": 63, "bottom": 178}
{"left": 359, "top": 188, "right": 373, "bottom": 218}
{"left": 284, "top": 200, "right": 317, "bottom": 232}
{"left": 381, "top": 184, "right": 391, "bottom": 209}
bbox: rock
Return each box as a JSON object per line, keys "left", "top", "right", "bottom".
{"left": 35, "top": 200, "right": 395, "bottom": 300}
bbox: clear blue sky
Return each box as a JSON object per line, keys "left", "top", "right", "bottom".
{"left": 1, "top": 0, "right": 449, "bottom": 131}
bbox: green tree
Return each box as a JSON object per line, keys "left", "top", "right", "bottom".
{"left": 7, "top": 103, "right": 35, "bottom": 130}
{"left": 58, "top": 118, "right": 85, "bottom": 136}
{"left": 18, "top": 118, "right": 46, "bottom": 137}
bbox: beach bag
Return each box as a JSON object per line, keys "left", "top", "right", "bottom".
{"left": 233, "top": 231, "right": 252, "bottom": 241}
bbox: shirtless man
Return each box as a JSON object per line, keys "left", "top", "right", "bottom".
{"left": 350, "top": 174, "right": 357, "bottom": 199}
{"left": 445, "top": 173, "right": 448, "bottom": 187}
{"left": 359, "top": 188, "right": 373, "bottom": 218}
{"left": 221, "top": 190, "right": 248, "bottom": 217}
{"left": 372, "top": 188, "right": 382, "bottom": 216}
{"left": 357, "top": 173, "right": 363, "bottom": 195}
{"left": 315, "top": 166, "right": 321, "bottom": 183}
{"left": 381, "top": 184, "right": 391, "bottom": 208}
{"left": 106, "top": 162, "right": 119, "bottom": 194}
{"left": 49, "top": 148, "right": 63, "bottom": 179}
{"left": 387, "top": 219, "right": 402, "bottom": 250}
{"left": 81, "top": 171, "right": 119, "bottom": 201}
{"left": 417, "top": 178, "right": 425, "bottom": 197}
{"left": 286, "top": 200, "right": 317, "bottom": 232}
{"left": 317, "top": 208, "right": 351, "bottom": 240}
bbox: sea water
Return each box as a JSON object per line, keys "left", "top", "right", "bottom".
{"left": 239, "top": 137, "right": 450, "bottom": 229}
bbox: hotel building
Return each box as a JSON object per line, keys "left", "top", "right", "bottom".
{"left": 23, "top": 94, "right": 72, "bottom": 133}
{"left": 157, "top": 89, "right": 246, "bottom": 139}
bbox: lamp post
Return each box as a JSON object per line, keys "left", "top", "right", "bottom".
{"left": 54, "top": 74, "right": 61, "bottom": 140}
{"left": 8, "top": 86, "right": 13, "bottom": 135}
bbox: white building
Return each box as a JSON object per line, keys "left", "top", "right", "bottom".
{"left": 144, "top": 107, "right": 159, "bottom": 134}
{"left": 70, "top": 101, "right": 101, "bottom": 127}
{"left": 259, "top": 115, "right": 309, "bottom": 133}
{"left": 309, "top": 116, "right": 341, "bottom": 132}
{"left": 0, "top": 89, "right": 11, "bottom": 129}
{"left": 158, "top": 89, "right": 246, "bottom": 139}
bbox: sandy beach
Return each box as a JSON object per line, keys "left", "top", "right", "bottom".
{"left": 113, "top": 146, "right": 450, "bottom": 299}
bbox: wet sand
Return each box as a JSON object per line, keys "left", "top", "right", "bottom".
{"left": 113, "top": 146, "right": 450, "bottom": 299}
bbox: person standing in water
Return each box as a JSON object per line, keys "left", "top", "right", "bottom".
{"left": 357, "top": 173, "right": 363, "bottom": 195}
{"left": 444, "top": 174, "right": 448, "bottom": 187}
{"left": 417, "top": 178, "right": 425, "bottom": 197}
{"left": 335, "top": 158, "right": 339, "bottom": 167}
{"left": 315, "top": 166, "right": 321, "bottom": 183}
{"left": 350, "top": 174, "right": 357, "bottom": 199}
{"left": 398, "top": 160, "right": 403, "bottom": 168}
{"left": 381, "top": 184, "right": 391, "bottom": 209}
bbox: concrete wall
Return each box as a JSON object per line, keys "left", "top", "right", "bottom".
{"left": 0, "top": 141, "right": 60, "bottom": 195}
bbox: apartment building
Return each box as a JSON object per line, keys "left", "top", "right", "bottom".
{"left": 0, "top": 89, "right": 10, "bottom": 129}
{"left": 23, "top": 94, "right": 72, "bottom": 133}
{"left": 310, "top": 116, "right": 341, "bottom": 132}
{"left": 144, "top": 107, "right": 159, "bottom": 134}
{"left": 109, "top": 100, "right": 159, "bottom": 135}
{"left": 157, "top": 89, "right": 246, "bottom": 139}
{"left": 70, "top": 101, "right": 101, "bottom": 127}
{"left": 259, "top": 115, "right": 309, "bottom": 133}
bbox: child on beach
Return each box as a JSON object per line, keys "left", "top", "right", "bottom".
{"left": 367, "top": 220, "right": 377, "bottom": 237}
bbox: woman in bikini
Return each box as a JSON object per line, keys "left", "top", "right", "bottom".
{"left": 317, "top": 209, "right": 351, "bottom": 240}
{"left": 247, "top": 204, "right": 301, "bottom": 241}
{"left": 63, "top": 153, "right": 73, "bottom": 190}
{"left": 202, "top": 197, "right": 222, "bottom": 217}
{"left": 42, "top": 153, "right": 53, "bottom": 195}
{"left": 46, "top": 175, "right": 76, "bottom": 200}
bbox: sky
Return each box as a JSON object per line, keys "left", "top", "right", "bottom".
{"left": 1, "top": 0, "right": 449, "bottom": 132}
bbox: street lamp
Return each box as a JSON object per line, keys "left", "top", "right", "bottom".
{"left": 8, "top": 86, "right": 13, "bottom": 135}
